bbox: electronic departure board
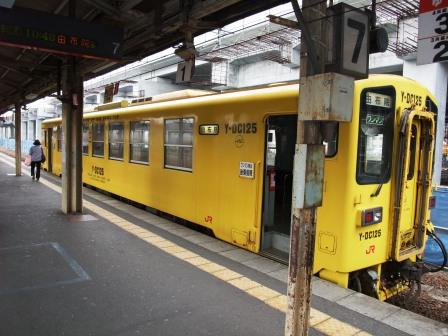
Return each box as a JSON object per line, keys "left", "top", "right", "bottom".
{"left": 0, "top": 7, "right": 123, "bottom": 60}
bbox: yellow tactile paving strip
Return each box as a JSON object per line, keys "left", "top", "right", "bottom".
{"left": 1, "top": 157, "right": 370, "bottom": 336}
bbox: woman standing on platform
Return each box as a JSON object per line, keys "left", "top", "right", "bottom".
{"left": 29, "top": 139, "right": 45, "bottom": 181}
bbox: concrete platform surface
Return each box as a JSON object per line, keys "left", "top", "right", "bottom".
{"left": 0, "top": 153, "right": 446, "bottom": 336}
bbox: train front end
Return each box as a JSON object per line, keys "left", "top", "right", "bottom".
{"left": 315, "top": 76, "right": 438, "bottom": 300}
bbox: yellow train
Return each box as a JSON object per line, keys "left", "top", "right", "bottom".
{"left": 42, "top": 74, "right": 437, "bottom": 300}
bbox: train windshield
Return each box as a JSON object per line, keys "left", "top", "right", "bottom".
{"left": 356, "top": 87, "right": 395, "bottom": 184}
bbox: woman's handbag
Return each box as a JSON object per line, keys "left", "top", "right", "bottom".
{"left": 24, "top": 155, "right": 31, "bottom": 166}
{"left": 41, "top": 148, "right": 46, "bottom": 164}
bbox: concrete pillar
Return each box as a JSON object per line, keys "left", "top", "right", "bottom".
{"left": 14, "top": 103, "right": 21, "bottom": 176}
{"left": 61, "top": 59, "right": 83, "bottom": 213}
{"left": 403, "top": 60, "right": 448, "bottom": 185}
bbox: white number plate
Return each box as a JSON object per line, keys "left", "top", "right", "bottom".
{"left": 417, "top": 0, "right": 448, "bottom": 65}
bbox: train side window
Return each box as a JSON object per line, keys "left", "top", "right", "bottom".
{"left": 92, "top": 123, "right": 104, "bottom": 157}
{"left": 57, "top": 126, "right": 63, "bottom": 152}
{"left": 425, "top": 97, "right": 438, "bottom": 115}
{"left": 425, "top": 97, "right": 438, "bottom": 175}
{"left": 130, "top": 120, "right": 150, "bottom": 164}
{"left": 164, "top": 117, "right": 193, "bottom": 171}
{"left": 356, "top": 87, "right": 395, "bottom": 184}
{"left": 109, "top": 122, "right": 124, "bottom": 161}
{"left": 82, "top": 124, "right": 89, "bottom": 156}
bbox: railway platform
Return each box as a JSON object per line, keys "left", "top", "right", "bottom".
{"left": 0, "top": 152, "right": 446, "bottom": 336}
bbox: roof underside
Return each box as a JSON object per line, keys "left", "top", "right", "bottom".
{"left": 0, "top": 0, "right": 289, "bottom": 113}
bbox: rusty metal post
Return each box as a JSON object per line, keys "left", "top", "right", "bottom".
{"left": 14, "top": 103, "right": 22, "bottom": 176}
{"left": 285, "top": 0, "right": 328, "bottom": 335}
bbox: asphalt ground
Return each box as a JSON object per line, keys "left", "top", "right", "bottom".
{"left": 0, "top": 153, "right": 445, "bottom": 336}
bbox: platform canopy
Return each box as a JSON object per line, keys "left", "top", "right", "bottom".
{"left": 0, "top": 0, "right": 288, "bottom": 113}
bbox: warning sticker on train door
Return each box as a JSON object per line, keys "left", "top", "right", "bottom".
{"left": 239, "top": 162, "right": 254, "bottom": 179}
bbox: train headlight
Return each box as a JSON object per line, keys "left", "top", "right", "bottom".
{"left": 361, "top": 207, "right": 382, "bottom": 226}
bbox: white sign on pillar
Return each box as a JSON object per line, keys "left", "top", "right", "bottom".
{"left": 417, "top": 0, "right": 448, "bottom": 65}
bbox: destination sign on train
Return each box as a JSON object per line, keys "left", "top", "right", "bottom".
{"left": 365, "top": 92, "right": 392, "bottom": 108}
{"left": 199, "top": 124, "right": 219, "bottom": 135}
{"left": 0, "top": 7, "right": 123, "bottom": 60}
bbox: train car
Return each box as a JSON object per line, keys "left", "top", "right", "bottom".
{"left": 42, "top": 74, "right": 438, "bottom": 300}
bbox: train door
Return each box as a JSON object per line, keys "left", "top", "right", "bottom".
{"left": 41, "top": 128, "right": 48, "bottom": 170}
{"left": 392, "top": 110, "right": 434, "bottom": 261}
{"left": 261, "top": 115, "right": 297, "bottom": 261}
{"left": 44, "top": 128, "right": 53, "bottom": 172}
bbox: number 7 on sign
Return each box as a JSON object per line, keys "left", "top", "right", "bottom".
{"left": 347, "top": 18, "right": 366, "bottom": 63}
{"left": 331, "top": 3, "right": 370, "bottom": 78}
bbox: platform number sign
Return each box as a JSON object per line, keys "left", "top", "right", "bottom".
{"left": 417, "top": 0, "right": 448, "bottom": 65}
{"left": 176, "top": 59, "right": 195, "bottom": 83}
{"left": 329, "top": 3, "right": 370, "bottom": 79}
{"left": 342, "top": 7, "right": 369, "bottom": 77}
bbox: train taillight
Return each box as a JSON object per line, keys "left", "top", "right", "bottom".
{"left": 429, "top": 196, "right": 436, "bottom": 209}
{"left": 361, "top": 207, "right": 382, "bottom": 226}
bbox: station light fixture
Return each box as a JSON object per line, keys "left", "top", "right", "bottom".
{"left": 369, "top": 26, "right": 389, "bottom": 54}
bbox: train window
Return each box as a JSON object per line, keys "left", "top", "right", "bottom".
{"left": 82, "top": 124, "right": 89, "bottom": 156}
{"left": 425, "top": 97, "right": 438, "bottom": 175}
{"left": 356, "top": 87, "right": 395, "bottom": 184}
{"left": 92, "top": 123, "right": 104, "bottom": 157}
{"left": 164, "top": 118, "right": 193, "bottom": 171}
{"left": 425, "top": 97, "right": 438, "bottom": 115}
{"left": 130, "top": 120, "right": 150, "bottom": 164}
{"left": 109, "top": 122, "right": 124, "bottom": 161}
{"left": 407, "top": 125, "right": 417, "bottom": 180}
{"left": 57, "top": 126, "right": 62, "bottom": 152}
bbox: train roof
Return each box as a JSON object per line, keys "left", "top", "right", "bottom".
{"left": 42, "top": 74, "right": 436, "bottom": 124}
{"left": 42, "top": 82, "right": 301, "bottom": 123}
